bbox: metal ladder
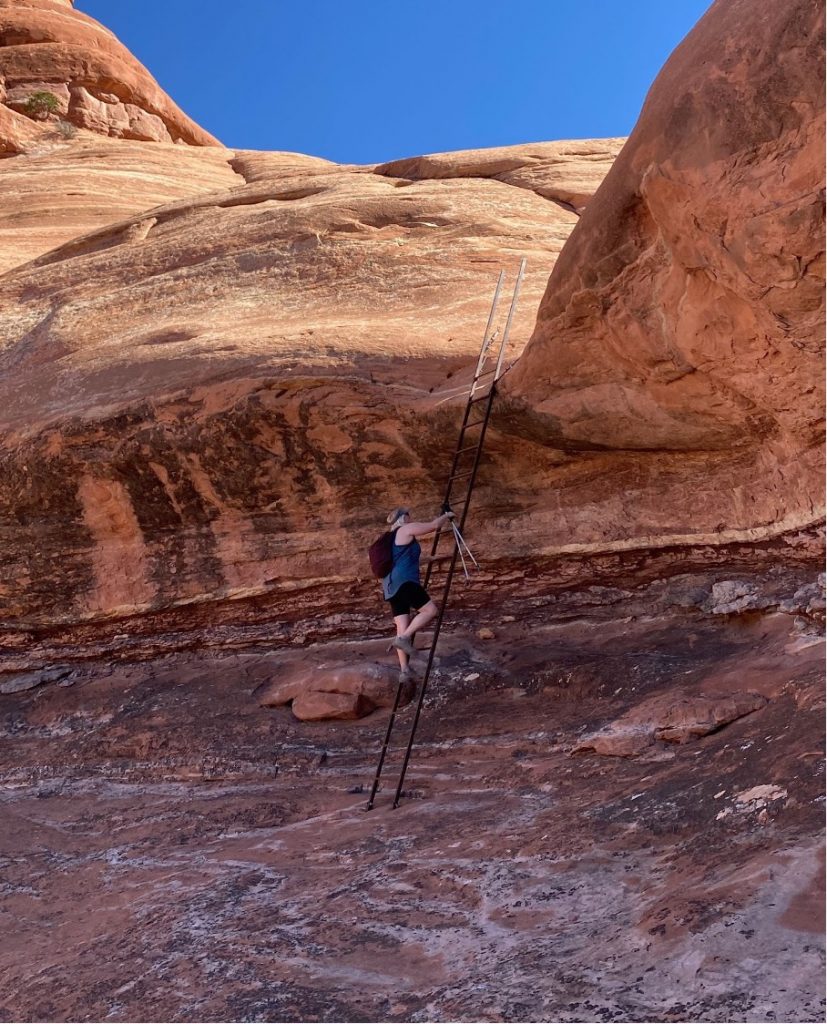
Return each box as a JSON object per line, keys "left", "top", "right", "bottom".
{"left": 366, "top": 257, "right": 526, "bottom": 810}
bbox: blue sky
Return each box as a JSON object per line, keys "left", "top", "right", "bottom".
{"left": 78, "top": 0, "right": 711, "bottom": 163}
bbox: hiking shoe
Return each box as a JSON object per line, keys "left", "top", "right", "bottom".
{"left": 392, "top": 635, "right": 415, "bottom": 656}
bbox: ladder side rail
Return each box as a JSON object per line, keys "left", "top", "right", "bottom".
{"left": 493, "top": 258, "right": 526, "bottom": 382}
{"left": 422, "top": 413, "right": 486, "bottom": 591}
{"left": 454, "top": 382, "right": 498, "bottom": 537}
{"left": 471, "top": 272, "right": 504, "bottom": 393}
{"left": 422, "top": 272, "right": 503, "bottom": 590}
{"left": 365, "top": 670, "right": 411, "bottom": 810}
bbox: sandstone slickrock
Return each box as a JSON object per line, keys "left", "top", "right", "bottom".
{"left": 0, "top": 0, "right": 218, "bottom": 149}
{"left": 504, "top": 0, "right": 825, "bottom": 556}
{"left": 1, "top": 602, "right": 823, "bottom": 1022}
{"left": 375, "top": 139, "right": 625, "bottom": 213}
{"left": 0, "top": 137, "right": 244, "bottom": 274}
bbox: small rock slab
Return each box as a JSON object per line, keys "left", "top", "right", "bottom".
{"left": 573, "top": 690, "right": 768, "bottom": 757}
{"left": 255, "top": 661, "right": 413, "bottom": 722}
{"left": 0, "top": 666, "right": 72, "bottom": 694}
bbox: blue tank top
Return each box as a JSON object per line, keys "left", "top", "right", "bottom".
{"left": 382, "top": 533, "right": 421, "bottom": 599}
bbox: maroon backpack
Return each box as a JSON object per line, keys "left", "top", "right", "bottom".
{"left": 368, "top": 529, "right": 397, "bottom": 578}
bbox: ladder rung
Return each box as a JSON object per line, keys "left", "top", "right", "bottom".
{"left": 475, "top": 367, "right": 498, "bottom": 379}
{"left": 449, "top": 469, "right": 475, "bottom": 482}
{"left": 469, "top": 391, "right": 493, "bottom": 405}
{"left": 455, "top": 443, "right": 480, "bottom": 456}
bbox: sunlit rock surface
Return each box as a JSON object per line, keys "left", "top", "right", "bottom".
{"left": 504, "top": 0, "right": 825, "bottom": 556}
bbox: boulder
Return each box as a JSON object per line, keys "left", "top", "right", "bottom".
{"left": 291, "top": 691, "right": 373, "bottom": 722}
{"left": 255, "top": 661, "right": 414, "bottom": 721}
{"left": 256, "top": 677, "right": 303, "bottom": 708}
{"left": 573, "top": 691, "right": 768, "bottom": 757}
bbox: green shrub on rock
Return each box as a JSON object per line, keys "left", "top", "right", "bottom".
{"left": 23, "top": 91, "right": 60, "bottom": 119}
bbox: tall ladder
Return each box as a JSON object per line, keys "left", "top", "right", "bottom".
{"left": 366, "top": 258, "right": 526, "bottom": 811}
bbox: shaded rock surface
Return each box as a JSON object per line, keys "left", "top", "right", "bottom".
{"left": 0, "top": 127, "right": 617, "bottom": 628}
{"left": 0, "top": 0, "right": 218, "bottom": 149}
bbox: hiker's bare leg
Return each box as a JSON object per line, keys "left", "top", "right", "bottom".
{"left": 401, "top": 601, "right": 438, "bottom": 638}
{"left": 393, "top": 614, "right": 410, "bottom": 671}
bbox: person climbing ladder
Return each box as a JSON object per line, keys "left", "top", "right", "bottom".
{"left": 381, "top": 506, "right": 455, "bottom": 679}
{"left": 366, "top": 258, "right": 525, "bottom": 810}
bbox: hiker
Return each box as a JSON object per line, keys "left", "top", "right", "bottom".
{"left": 383, "top": 506, "right": 455, "bottom": 677}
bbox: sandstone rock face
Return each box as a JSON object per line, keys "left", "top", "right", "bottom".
{"left": 0, "top": 0, "right": 821, "bottom": 649}
{"left": 504, "top": 0, "right": 824, "bottom": 556}
{"left": 376, "top": 139, "right": 625, "bottom": 213}
{"left": 290, "top": 691, "right": 370, "bottom": 721}
{"left": 0, "top": 0, "right": 218, "bottom": 150}
{"left": 0, "top": 130, "right": 614, "bottom": 627}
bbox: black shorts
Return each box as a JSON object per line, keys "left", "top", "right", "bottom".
{"left": 388, "top": 581, "right": 432, "bottom": 617}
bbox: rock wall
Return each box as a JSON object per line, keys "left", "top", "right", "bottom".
{"left": 0, "top": 0, "right": 219, "bottom": 150}
{"left": 0, "top": 136, "right": 615, "bottom": 629}
{"left": 504, "top": 0, "right": 825, "bottom": 552}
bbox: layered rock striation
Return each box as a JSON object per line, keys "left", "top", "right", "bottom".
{"left": 0, "top": 137, "right": 243, "bottom": 274}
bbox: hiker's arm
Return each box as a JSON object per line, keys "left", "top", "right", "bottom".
{"left": 397, "top": 513, "right": 454, "bottom": 542}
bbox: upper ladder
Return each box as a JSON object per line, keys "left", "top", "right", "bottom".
{"left": 366, "top": 257, "right": 526, "bottom": 810}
